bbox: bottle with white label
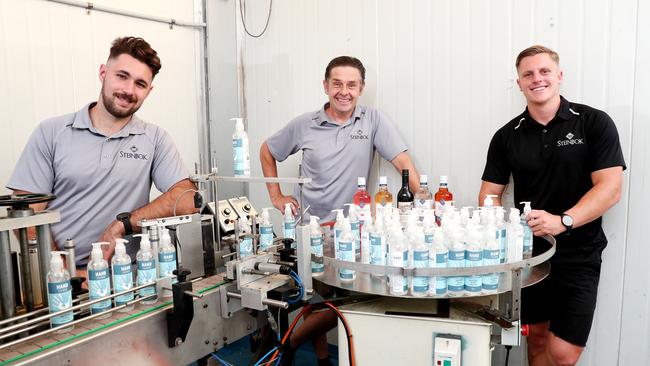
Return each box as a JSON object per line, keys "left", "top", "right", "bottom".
{"left": 88, "top": 242, "right": 111, "bottom": 318}
{"left": 464, "top": 226, "right": 483, "bottom": 295}
{"left": 338, "top": 218, "right": 356, "bottom": 282}
{"left": 506, "top": 208, "right": 524, "bottom": 263}
{"left": 374, "top": 175, "right": 393, "bottom": 217}
{"left": 134, "top": 233, "right": 157, "bottom": 304}
{"left": 410, "top": 228, "right": 429, "bottom": 297}
{"left": 47, "top": 251, "right": 73, "bottom": 330}
{"left": 283, "top": 203, "right": 296, "bottom": 243}
{"left": 238, "top": 216, "right": 254, "bottom": 259}
{"left": 345, "top": 204, "right": 361, "bottom": 259}
{"left": 388, "top": 228, "right": 408, "bottom": 296}
{"left": 429, "top": 228, "right": 448, "bottom": 296}
{"left": 423, "top": 209, "right": 435, "bottom": 247}
{"left": 332, "top": 209, "right": 345, "bottom": 251}
{"left": 309, "top": 216, "right": 324, "bottom": 276}
{"left": 158, "top": 228, "right": 178, "bottom": 298}
{"left": 259, "top": 207, "right": 274, "bottom": 251}
{"left": 446, "top": 229, "right": 466, "bottom": 296}
{"left": 520, "top": 201, "right": 534, "bottom": 259}
{"left": 369, "top": 213, "right": 386, "bottom": 277}
{"left": 111, "top": 239, "right": 134, "bottom": 312}
{"left": 231, "top": 117, "right": 250, "bottom": 176}
{"left": 414, "top": 175, "right": 433, "bottom": 221}
{"left": 482, "top": 227, "right": 500, "bottom": 294}
{"left": 495, "top": 208, "right": 507, "bottom": 263}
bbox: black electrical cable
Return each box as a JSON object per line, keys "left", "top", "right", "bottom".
{"left": 505, "top": 345, "right": 511, "bottom": 366}
{"left": 239, "top": 0, "right": 272, "bottom": 38}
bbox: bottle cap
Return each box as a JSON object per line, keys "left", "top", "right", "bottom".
{"left": 114, "top": 238, "right": 129, "bottom": 256}
{"left": 50, "top": 251, "right": 68, "bottom": 272}
{"left": 133, "top": 233, "right": 151, "bottom": 252}
{"left": 379, "top": 176, "right": 388, "bottom": 185}
{"left": 420, "top": 175, "right": 428, "bottom": 184}
{"left": 357, "top": 177, "right": 366, "bottom": 187}
{"left": 90, "top": 242, "right": 109, "bottom": 262}
{"left": 231, "top": 117, "right": 245, "bottom": 132}
{"left": 439, "top": 175, "right": 448, "bottom": 184}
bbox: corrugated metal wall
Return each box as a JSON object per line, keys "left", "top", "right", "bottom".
{"left": 235, "top": 0, "right": 646, "bottom": 365}
{"left": 0, "top": 0, "right": 204, "bottom": 198}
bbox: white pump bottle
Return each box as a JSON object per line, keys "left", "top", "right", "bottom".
{"left": 309, "top": 216, "right": 324, "bottom": 275}
{"left": 231, "top": 117, "right": 250, "bottom": 176}
{"left": 259, "top": 207, "right": 274, "bottom": 251}
{"left": 134, "top": 233, "right": 157, "bottom": 304}
{"left": 112, "top": 238, "right": 134, "bottom": 312}
{"left": 88, "top": 242, "right": 111, "bottom": 317}
{"left": 48, "top": 251, "right": 74, "bottom": 330}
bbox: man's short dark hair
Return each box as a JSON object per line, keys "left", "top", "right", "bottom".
{"left": 109, "top": 36, "right": 161, "bottom": 78}
{"left": 516, "top": 45, "right": 560, "bottom": 70}
{"left": 324, "top": 56, "right": 365, "bottom": 84}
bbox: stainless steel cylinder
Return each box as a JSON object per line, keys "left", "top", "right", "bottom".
{"left": 17, "top": 228, "right": 34, "bottom": 312}
{"left": 149, "top": 226, "right": 160, "bottom": 277}
{"left": 35, "top": 224, "right": 53, "bottom": 307}
{"left": 28, "top": 239, "right": 43, "bottom": 307}
{"left": 0, "top": 230, "right": 16, "bottom": 320}
{"left": 64, "top": 238, "right": 76, "bottom": 277}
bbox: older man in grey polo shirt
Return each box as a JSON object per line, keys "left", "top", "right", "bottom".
{"left": 261, "top": 56, "right": 419, "bottom": 223}
{"left": 7, "top": 37, "right": 196, "bottom": 268}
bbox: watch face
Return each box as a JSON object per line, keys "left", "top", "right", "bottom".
{"left": 562, "top": 215, "right": 573, "bottom": 226}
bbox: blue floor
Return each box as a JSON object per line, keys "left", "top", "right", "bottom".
{"left": 204, "top": 335, "right": 339, "bottom": 366}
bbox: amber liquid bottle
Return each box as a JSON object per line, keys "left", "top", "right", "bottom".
{"left": 374, "top": 176, "right": 393, "bottom": 217}
{"left": 434, "top": 175, "right": 453, "bottom": 226}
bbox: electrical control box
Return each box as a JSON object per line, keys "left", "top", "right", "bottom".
{"left": 228, "top": 196, "right": 257, "bottom": 227}
{"left": 433, "top": 334, "right": 462, "bottom": 366}
{"left": 205, "top": 200, "right": 239, "bottom": 234}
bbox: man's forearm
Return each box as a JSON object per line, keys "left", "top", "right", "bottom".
{"left": 260, "top": 141, "right": 283, "bottom": 199}
{"left": 129, "top": 178, "right": 198, "bottom": 231}
{"left": 390, "top": 152, "right": 420, "bottom": 192}
{"left": 565, "top": 167, "right": 622, "bottom": 229}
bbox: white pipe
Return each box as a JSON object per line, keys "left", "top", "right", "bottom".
{"left": 47, "top": 0, "right": 206, "bottom": 28}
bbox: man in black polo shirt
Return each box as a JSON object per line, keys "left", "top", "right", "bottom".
{"left": 479, "top": 45, "right": 626, "bottom": 365}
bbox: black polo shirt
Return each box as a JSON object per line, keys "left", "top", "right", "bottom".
{"left": 482, "top": 96, "right": 626, "bottom": 263}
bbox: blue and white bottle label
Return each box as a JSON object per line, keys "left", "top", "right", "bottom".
{"left": 113, "top": 264, "right": 134, "bottom": 306}
{"left": 338, "top": 241, "right": 355, "bottom": 280}
{"left": 159, "top": 252, "right": 178, "bottom": 280}
{"left": 311, "top": 236, "right": 324, "bottom": 273}
{"left": 137, "top": 259, "right": 157, "bottom": 298}
{"left": 369, "top": 234, "right": 385, "bottom": 265}
{"left": 89, "top": 268, "right": 111, "bottom": 313}
{"left": 350, "top": 221, "right": 361, "bottom": 256}
{"left": 447, "top": 250, "right": 465, "bottom": 292}
{"left": 240, "top": 237, "right": 254, "bottom": 258}
{"left": 233, "top": 138, "right": 245, "bottom": 175}
{"left": 259, "top": 225, "right": 274, "bottom": 250}
{"left": 48, "top": 280, "right": 73, "bottom": 326}
{"left": 284, "top": 221, "right": 295, "bottom": 241}
{"left": 434, "top": 251, "right": 448, "bottom": 294}
{"left": 412, "top": 250, "right": 429, "bottom": 293}
{"left": 482, "top": 248, "right": 500, "bottom": 291}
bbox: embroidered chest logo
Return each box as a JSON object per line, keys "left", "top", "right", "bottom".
{"left": 350, "top": 129, "right": 369, "bottom": 140}
{"left": 557, "top": 132, "right": 584, "bottom": 147}
{"left": 119, "top": 145, "right": 149, "bottom": 160}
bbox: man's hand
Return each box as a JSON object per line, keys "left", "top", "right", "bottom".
{"left": 98, "top": 219, "right": 126, "bottom": 262}
{"left": 271, "top": 194, "right": 299, "bottom": 215}
{"left": 526, "top": 209, "right": 566, "bottom": 236}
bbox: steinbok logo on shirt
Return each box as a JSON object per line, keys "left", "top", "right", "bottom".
{"left": 557, "top": 132, "right": 584, "bottom": 147}
{"left": 119, "top": 145, "right": 148, "bottom": 160}
{"left": 350, "top": 129, "right": 369, "bottom": 140}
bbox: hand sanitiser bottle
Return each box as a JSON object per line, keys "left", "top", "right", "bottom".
{"left": 48, "top": 251, "right": 73, "bottom": 330}
{"left": 134, "top": 234, "right": 157, "bottom": 304}
{"left": 338, "top": 218, "right": 356, "bottom": 282}
{"left": 309, "top": 216, "right": 324, "bottom": 276}
{"left": 259, "top": 207, "right": 274, "bottom": 251}
{"left": 112, "top": 239, "right": 134, "bottom": 312}
{"left": 159, "top": 228, "right": 178, "bottom": 291}
{"left": 88, "top": 242, "right": 112, "bottom": 318}
{"left": 520, "top": 201, "right": 534, "bottom": 259}
{"left": 232, "top": 117, "right": 250, "bottom": 177}
{"left": 345, "top": 203, "right": 361, "bottom": 258}
{"left": 283, "top": 203, "right": 296, "bottom": 242}
{"left": 507, "top": 208, "right": 524, "bottom": 263}
{"left": 238, "top": 216, "right": 254, "bottom": 259}
{"left": 332, "top": 209, "right": 345, "bottom": 250}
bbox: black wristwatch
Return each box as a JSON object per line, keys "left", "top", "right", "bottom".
{"left": 561, "top": 213, "right": 574, "bottom": 232}
{"left": 116, "top": 212, "right": 133, "bottom": 236}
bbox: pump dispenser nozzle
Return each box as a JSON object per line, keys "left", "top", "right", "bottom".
{"left": 484, "top": 194, "right": 498, "bottom": 207}
{"left": 50, "top": 251, "right": 68, "bottom": 272}
{"left": 331, "top": 209, "right": 344, "bottom": 221}
{"left": 231, "top": 117, "right": 244, "bottom": 132}
{"left": 133, "top": 233, "right": 151, "bottom": 252}
{"left": 520, "top": 201, "right": 532, "bottom": 216}
{"left": 114, "top": 238, "right": 129, "bottom": 256}
{"left": 90, "top": 242, "right": 109, "bottom": 262}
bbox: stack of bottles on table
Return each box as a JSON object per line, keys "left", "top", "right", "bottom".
{"left": 322, "top": 170, "right": 535, "bottom": 298}
{"left": 46, "top": 228, "right": 178, "bottom": 331}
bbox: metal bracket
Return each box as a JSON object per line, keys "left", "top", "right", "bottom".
{"left": 166, "top": 268, "right": 197, "bottom": 347}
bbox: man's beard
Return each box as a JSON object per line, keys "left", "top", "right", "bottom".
{"left": 101, "top": 84, "right": 141, "bottom": 119}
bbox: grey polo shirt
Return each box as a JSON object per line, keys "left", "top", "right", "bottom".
{"left": 7, "top": 102, "right": 189, "bottom": 265}
{"left": 267, "top": 104, "right": 408, "bottom": 222}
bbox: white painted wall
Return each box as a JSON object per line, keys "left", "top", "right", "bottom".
{"left": 0, "top": 0, "right": 204, "bottom": 199}
{"left": 231, "top": 0, "right": 645, "bottom": 365}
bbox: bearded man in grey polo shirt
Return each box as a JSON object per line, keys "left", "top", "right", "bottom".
{"left": 260, "top": 56, "right": 419, "bottom": 222}
{"left": 7, "top": 37, "right": 197, "bottom": 270}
